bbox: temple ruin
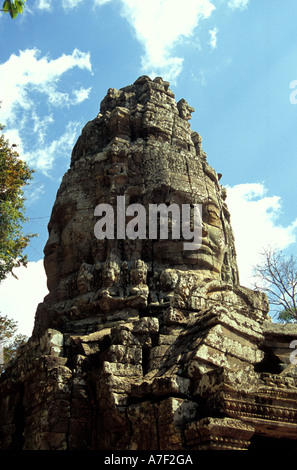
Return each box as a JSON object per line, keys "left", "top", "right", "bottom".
{"left": 1, "top": 76, "right": 297, "bottom": 450}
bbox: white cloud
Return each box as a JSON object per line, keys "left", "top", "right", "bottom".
{"left": 23, "top": 121, "right": 81, "bottom": 173}
{"left": 37, "top": 0, "right": 85, "bottom": 10}
{"left": 0, "top": 48, "right": 92, "bottom": 123}
{"left": 93, "top": 0, "right": 112, "bottom": 5}
{"left": 36, "top": 0, "right": 110, "bottom": 11}
{"left": 32, "top": 113, "right": 54, "bottom": 144}
{"left": 35, "top": 0, "right": 251, "bottom": 83}
{"left": 0, "top": 260, "right": 48, "bottom": 338}
{"left": 228, "top": 0, "right": 249, "bottom": 10}
{"left": 0, "top": 48, "right": 92, "bottom": 173}
{"left": 36, "top": 0, "right": 51, "bottom": 10}
{"left": 2, "top": 118, "right": 82, "bottom": 174}
{"left": 226, "top": 183, "right": 297, "bottom": 287}
{"left": 73, "top": 87, "right": 92, "bottom": 104}
{"left": 47, "top": 86, "right": 91, "bottom": 107}
{"left": 118, "top": 0, "right": 216, "bottom": 82}
{"left": 209, "top": 27, "right": 219, "bottom": 48}
{"left": 35, "top": 0, "right": 249, "bottom": 82}
{"left": 24, "top": 182, "right": 45, "bottom": 204}
{"left": 62, "top": 0, "right": 84, "bottom": 9}
{"left": 2, "top": 127, "right": 23, "bottom": 150}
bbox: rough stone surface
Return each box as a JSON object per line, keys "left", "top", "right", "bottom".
{"left": 1, "top": 76, "right": 297, "bottom": 450}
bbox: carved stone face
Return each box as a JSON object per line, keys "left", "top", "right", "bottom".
{"left": 130, "top": 260, "right": 147, "bottom": 285}
{"left": 102, "top": 261, "right": 120, "bottom": 287}
{"left": 148, "top": 176, "right": 233, "bottom": 282}
{"left": 160, "top": 269, "right": 179, "bottom": 292}
{"left": 41, "top": 75, "right": 239, "bottom": 322}
{"left": 44, "top": 173, "right": 235, "bottom": 300}
{"left": 197, "top": 196, "right": 227, "bottom": 275}
{"left": 43, "top": 184, "right": 95, "bottom": 294}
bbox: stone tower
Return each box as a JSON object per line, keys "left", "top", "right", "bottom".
{"left": 1, "top": 76, "right": 297, "bottom": 450}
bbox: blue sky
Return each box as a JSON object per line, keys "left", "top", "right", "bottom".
{"left": 1, "top": 0, "right": 297, "bottom": 336}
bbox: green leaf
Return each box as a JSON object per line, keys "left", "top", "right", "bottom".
{"left": 16, "top": 2, "right": 23, "bottom": 14}
{"left": 10, "top": 9, "right": 18, "bottom": 19}
{"left": 15, "top": 1, "right": 22, "bottom": 13}
{"left": 2, "top": 0, "right": 27, "bottom": 18}
{"left": 9, "top": 1, "right": 20, "bottom": 18}
{"left": 2, "top": 0, "right": 11, "bottom": 13}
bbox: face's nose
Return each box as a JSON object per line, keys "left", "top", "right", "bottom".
{"left": 44, "top": 225, "right": 61, "bottom": 257}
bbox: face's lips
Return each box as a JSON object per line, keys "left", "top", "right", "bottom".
{"left": 198, "top": 243, "right": 214, "bottom": 255}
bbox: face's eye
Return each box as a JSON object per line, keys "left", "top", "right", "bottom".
{"left": 203, "top": 202, "right": 221, "bottom": 228}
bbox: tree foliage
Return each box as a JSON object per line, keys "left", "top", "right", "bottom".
{"left": 0, "top": 124, "right": 35, "bottom": 282}
{"left": 253, "top": 247, "right": 297, "bottom": 323}
{"left": 0, "top": 314, "right": 27, "bottom": 373}
{"left": 1, "top": 0, "right": 26, "bottom": 19}
{"left": 277, "top": 308, "right": 297, "bottom": 324}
